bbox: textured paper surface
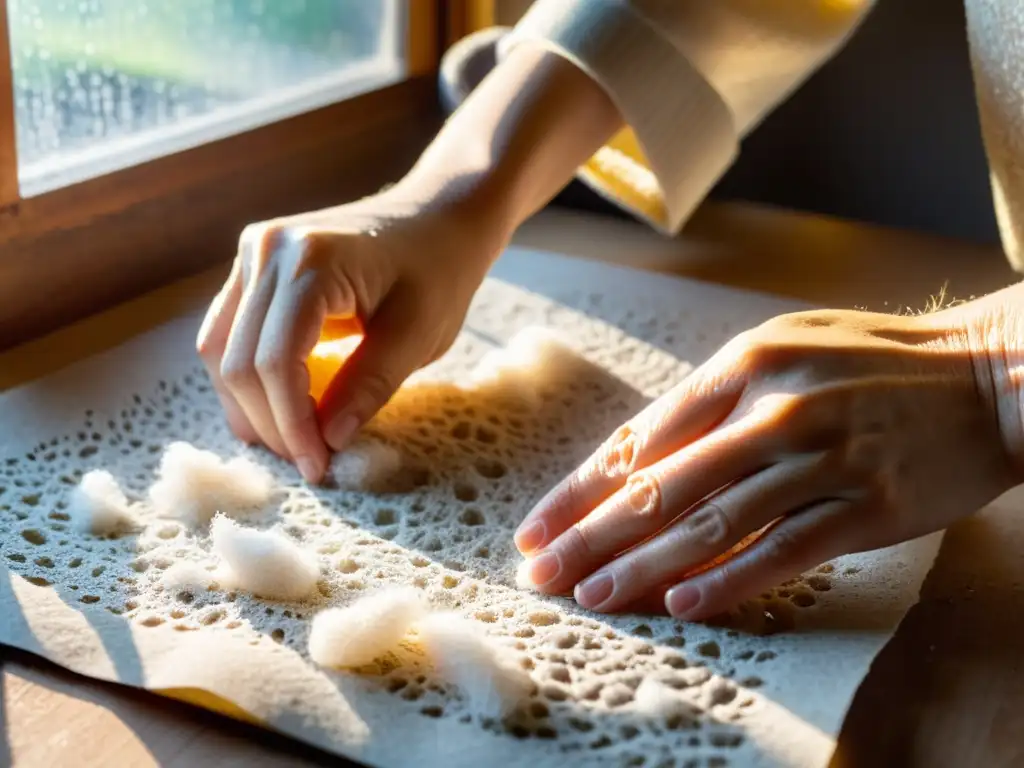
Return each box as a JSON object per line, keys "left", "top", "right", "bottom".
{"left": 0, "top": 248, "right": 942, "bottom": 767}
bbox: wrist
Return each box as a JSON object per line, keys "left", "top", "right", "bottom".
{"left": 369, "top": 165, "right": 514, "bottom": 284}
{"left": 926, "top": 299, "right": 1024, "bottom": 483}
{"left": 396, "top": 45, "right": 620, "bottom": 251}
{"left": 392, "top": 161, "right": 518, "bottom": 246}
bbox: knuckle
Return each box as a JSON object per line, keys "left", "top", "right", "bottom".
{"left": 238, "top": 222, "right": 263, "bottom": 246}
{"left": 241, "top": 223, "right": 285, "bottom": 269}
{"left": 676, "top": 503, "right": 732, "bottom": 549}
{"left": 611, "top": 555, "right": 649, "bottom": 592}
{"left": 562, "top": 523, "right": 597, "bottom": 562}
{"left": 736, "top": 339, "right": 766, "bottom": 372}
{"left": 717, "top": 329, "right": 755, "bottom": 367}
{"left": 254, "top": 347, "right": 288, "bottom": 380}
{"left": 725, "top": 337, "right": 779, "bottom": 383}
{"left": 623, "top": 471, "right": 662, "bottom": 518}
{"left": 195, "top": 335, "right": 219, "bottom": 365}
{"left": 761, "top": 526, "right": 806, "bottom": 565}
{"left": 292, "top": 229, "right": 331, "bottom": 270}
{"left": 745, "top": 340, "right": 790, "bottom": 377}
{"left": 220, "top": 357, "right": 258, "bottom": 392}
{"left": 728, "top": 328, "right": 799, "bottom": 379}
{"left": 242, "top": 221, "right": 280, "bottom": 247}
{"left": 595, "top": 424, "right": 641, "bottom": 481}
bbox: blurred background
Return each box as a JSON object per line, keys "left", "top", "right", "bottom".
{"left": 6, "top": 0, "right": 1001, "bottom": 248}
{"left": 495, "top": 0, "right": 1002, "bottom": 248}
{"left": 8, "top": 0, "right": 392, "bottom": 168}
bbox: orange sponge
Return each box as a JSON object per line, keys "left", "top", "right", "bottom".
{"left": 307, "top": 317, "right": 364, "bottom": 403}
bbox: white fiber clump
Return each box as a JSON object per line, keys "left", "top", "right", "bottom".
{"left": 209, "top": 514, "right": 320, "bottom": 601}
{"left": 634, "top": 677, "right": 699, "bottom": 726}
{"left": 330, "top": 440, "right": 403, "bottom": 491}
{"left": 417, "top": 612, "right": 534, "bottom": 719}
{"left": 515, "top": 559, "right": 539, "bottom": 591}
{"left": 161, "top": 561, "right": 217, "bottom": 594}
{"left": 469, "top": 326, "right": 595, "bottom": 401}
{"left": 308, "top": 586, "right": 428, "bottom": 668}
{"left": 68, "top": 470, "right": 138, "bottom": 535}
{"left": 148, "top": 441, "right": 273, "bottom": 527}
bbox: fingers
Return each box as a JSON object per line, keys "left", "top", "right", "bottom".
{"left": 216, "top": 227, "right": 349, "bottom": 482}
{"left": 664, "top": 498, "right": 860, "bottom": 621}
{"left": 571, "top": 455, "right": 831, "bottom": 612}
{"left": 256, "top": 270, "right": 331, "bottom": 483}
{"left": 219, "top": 240, "right": 292, "bottom": 460}
{"left": 319, "top": 286, "right": 435, "bottom": 451}
{"left": 196, "top": 219, "right": 430, "bottom": 482}
{"left": 195, "top": 259, "right": 260, "bottom": 444}
{"left": 514, "top": 365, "right": 744, "bottom": 554}
{"left": 518, "top": 417, "right": 781, "bottom": 595}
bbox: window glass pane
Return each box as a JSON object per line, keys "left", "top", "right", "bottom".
{"left": 8, "top": 0, "right": 405, "bottom": 195}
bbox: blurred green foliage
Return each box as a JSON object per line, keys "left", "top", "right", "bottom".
{"left": 8, "top": 0, "right": 386, "bottom": 89}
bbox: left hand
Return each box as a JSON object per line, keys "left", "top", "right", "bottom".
{"left": 514, "top": 307, "right": 1020, "bottom": 620}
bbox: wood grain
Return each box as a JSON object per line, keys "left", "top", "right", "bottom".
{"left": 512, "top": 204, "right": 1018, "bottom": 313}
{"left": 1, "top": 650, "right": 348, "bottom": 767}
{"left": 0, "top": 0, "right": 19, "bottom": 207}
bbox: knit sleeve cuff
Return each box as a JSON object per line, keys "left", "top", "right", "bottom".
{"left": 498, "top": 0, "right": 738, "bottom": 235}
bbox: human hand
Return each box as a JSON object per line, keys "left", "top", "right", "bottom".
{"left": 514, "top": 308, "right": 1021, "bottom": 620}
{"left": 195, "top": 184, "right": 507, "bottom": 484}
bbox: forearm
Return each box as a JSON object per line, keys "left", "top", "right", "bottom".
{"left": 397, "top": 45, "right": 622, "bottom": 243}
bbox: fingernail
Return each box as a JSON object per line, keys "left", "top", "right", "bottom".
{"left": 514, "top": 520, "right": 547, "bottom": 553}
{"left": 666, "top": 584, "right": 701, "bottom": 618}
{"left": 524, "top": 552, "right": 560, "bottom": 586}
{"left": 575, "top": 572, "right": 614, "bottom": 610}
{"left": 295, "top": 455, "right": 320, "bottom": 484}
{"left": 327, "top": 414, "right": 360, "bottom": 451}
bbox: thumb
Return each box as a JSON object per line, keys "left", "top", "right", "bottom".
{"left": 318, "top": 290, "right": 435, "bottom": 451}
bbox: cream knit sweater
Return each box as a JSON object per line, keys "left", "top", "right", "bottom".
{"left": 500, "top": 0, "right": 1024, "bottom": 271}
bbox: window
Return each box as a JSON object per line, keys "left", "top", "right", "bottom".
{"left": 9, "top": 0, "right": 405, "bottom": 195}
{"left": 0, "top": 0, "right": 499, "bottom": 349}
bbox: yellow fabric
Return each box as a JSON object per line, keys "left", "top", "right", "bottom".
{"left": 155, "top": 686, "right": 265, "bottom": 726}
{"left": 579, "top": 126, "right": 668, "bottom": 229}
{"left": 508, "top": 0, "right": 881, "bottom": 236}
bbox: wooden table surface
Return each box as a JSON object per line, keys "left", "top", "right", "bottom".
{"left": 2, "top": 202, "right": 1022, "bottom": 767}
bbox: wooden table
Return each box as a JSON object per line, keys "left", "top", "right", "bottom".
{"left": 2, "top": 202, "right": 1021, "bottom": 767}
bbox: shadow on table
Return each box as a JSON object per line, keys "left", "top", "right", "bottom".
{"left": 0, "top": 646, "right": 359, "bottom": 768}
{"left": 832, "top": 508, "right": 1024, "bottom": 768}
{"left": 0, "top": 561, "right": 355, "bottom": 768}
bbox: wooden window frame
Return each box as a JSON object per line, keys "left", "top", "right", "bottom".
{"left": 446, "top": 0, "right": 497, "bottom": 46}
{"left": 0, "top": 0, "right": 449, "bottom": 349}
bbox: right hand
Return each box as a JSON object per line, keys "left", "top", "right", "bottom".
{"left": 195, "top": 183, "right": 508, "bottom": 484}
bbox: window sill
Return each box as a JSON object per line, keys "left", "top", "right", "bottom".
{"left": 0, "top": 76, "right": 441, "bottom": 349}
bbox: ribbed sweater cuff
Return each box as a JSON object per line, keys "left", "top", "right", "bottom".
{"left": 500, "top": 0, "right": 738, "bottom": 234}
